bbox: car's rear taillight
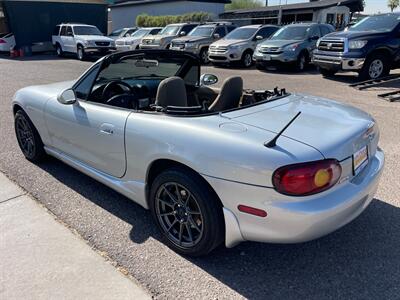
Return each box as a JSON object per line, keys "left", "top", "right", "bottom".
{"left": 0, "top": 39, "right": 6, "bottom": 44}
{"left": 273, "top": 159, "right": 342, "bottom": 196}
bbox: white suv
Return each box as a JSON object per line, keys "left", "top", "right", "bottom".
{"left": 52, "top": 23, "right": 116, "bottom": 60}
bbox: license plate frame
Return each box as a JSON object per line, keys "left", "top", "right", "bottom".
{"left": 263, "top": 54, "right": 271, "bottom": 61}
{"left": 353, "top": 145, "right": 369, "bottom": 176}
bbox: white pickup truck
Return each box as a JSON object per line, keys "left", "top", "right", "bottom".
{"left": 52, "top": 23, "right": 116, "bottom": 60}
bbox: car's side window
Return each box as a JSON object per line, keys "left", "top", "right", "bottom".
{"left": 214, "top": 26, "right": 226, "bottom": 38}
{"left": 182, "top": 24, "right": 197, "bottom": 35}
{"left": 308, "top": 26, "right": 321, "bottom": 38}
{"left": 53, "top": 26, "right": 61, "bottom": 36}
{"left": 60, "top": 26, "right": 67, "bottom": 36}
{"left": 66, "top": 26, "right": 73, "bottom": 36}
{"left": 257, "top": 27, "right": 278, "bottom": 39}
{"left": 74, "top": 64, "right": 101, "bottom": 100}
{"left": 227, "top": 25, "right": 236, "bottom": 33}
{"left": 320, "top": 25, "right": 332, "bottom": 36}
{"left": 150, "top": 28, "right": 161, "bottom": 35}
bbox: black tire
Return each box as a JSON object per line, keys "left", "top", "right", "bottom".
{"left": 241, "top": 50, "right": 253, "bottom": 68}
{"left": 320, "top": 68, "right": 337, "bottom": 77}
{"left": 55, "top": 43, "right": 63, "bottom": 57}
{"left": 14, "top": 110, "right": 46, "bottom": 162}
{"left": 77, "top": 45, "right": 85, "bottom": 61}
{"left": 199, "top": 47, "right": 209, "bottom": 65}
{"left": 296, "top": 51, "right": 308, "bottom": 72}
{"left": 359, "top": 53, "right": 390, "bottom": 80}
{"left": 149, "top": 168, "right": 224, "bottom": 256}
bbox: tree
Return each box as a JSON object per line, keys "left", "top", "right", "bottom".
{"left": 225, "top": 0, "right": 263, "bottom": 10}
{"left": 388, "top": 0, "right": 399, "bottom": 12}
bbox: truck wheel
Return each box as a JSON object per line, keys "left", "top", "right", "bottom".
{"left": 320, "top": 68, "right": 336, "bottom": 77}
{"left": 359, "top": 53, "right": 389, "bottom": 80}
{"left": 200, "top": 47, "right": 209, "bottom": 64}
{"left": 149, "top": 168, "right": 224, "bottom": 256}
{"left": 77, "top": 45, "right": 85, "bottom": 61}
{"left": 55, "top": 44, "right": 63, "bottom": 57}
{"left": 241, "top": 50, "right": 253, "bottom": 68}
{"left": 296, "top": 52, "right": 308, "bottom": 72}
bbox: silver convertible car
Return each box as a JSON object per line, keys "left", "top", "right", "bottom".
{"left": 12, "top": 50, "right": 384, "bottom": 256}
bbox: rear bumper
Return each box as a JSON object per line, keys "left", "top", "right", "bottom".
{"left": 204, "top": 148, "right": 384, "bottom": 247}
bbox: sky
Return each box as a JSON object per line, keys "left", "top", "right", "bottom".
{"left": 262, "top": 0, "right": 393, "bottom": 14}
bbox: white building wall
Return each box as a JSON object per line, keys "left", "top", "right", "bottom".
{"left": 110, "top": 1, "right": 225, "bottom": 30}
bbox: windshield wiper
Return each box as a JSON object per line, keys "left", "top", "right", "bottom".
{"left": 265, "top": 111, "right": 301, "bottom": 148}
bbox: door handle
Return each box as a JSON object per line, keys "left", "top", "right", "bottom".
{"left": 99, "top": 123, "right": 115, "bottom": 135}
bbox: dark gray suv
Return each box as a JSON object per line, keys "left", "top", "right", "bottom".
{"left": 253, "top": 23, "right": 334, "bottom": 71}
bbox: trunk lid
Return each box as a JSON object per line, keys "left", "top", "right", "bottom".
{"left": 222, "top": 94, "right": 378, "bottom": 161}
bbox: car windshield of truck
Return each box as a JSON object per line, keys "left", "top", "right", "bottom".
{"left": 74, "top": 26, "right": 103, "bottom": 36}
{"left": 188, "top": 26, "right": 213, "bottom": 37}
{"left": 224, "top": 27, "right": 257, "bottom": 40}
{"left": 160, "top": 25, "right": 180, "bottom": 36}
{"left": 270, "top": 26, "right": 308, "bottom": 40}
{"left": 131, "top": 29, "right": 150, "bottom": 38}
{"left": 349, "top": 14, "right": 399, "bottom": 32}
{"left": 109, "top": 29, "right": 124, "bottom": 37}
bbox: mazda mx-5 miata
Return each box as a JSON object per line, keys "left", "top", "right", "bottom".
{"left": 12, "top": 50, "right": 384, "bottom": 256}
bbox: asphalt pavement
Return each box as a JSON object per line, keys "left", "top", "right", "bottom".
{"left": 0, "top": 54, "right": 399, "bottom": 299}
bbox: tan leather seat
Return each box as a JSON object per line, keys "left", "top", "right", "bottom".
{"left": 208, "top": 76, "right": 243, "bottom": 112}
{"left": 155, "top": 76, "right": 188, "bottom": 107}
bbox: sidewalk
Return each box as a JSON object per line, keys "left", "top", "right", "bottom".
{"left": 0, "top": 172, "right": 151, "bottom": 300}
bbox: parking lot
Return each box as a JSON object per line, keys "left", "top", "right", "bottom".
{"left": 0, "top": 54, "right": 399, "bottom": 299}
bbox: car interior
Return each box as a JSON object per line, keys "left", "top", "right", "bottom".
{"left": 76, "top": 51, "right": 288, "bottom": 116}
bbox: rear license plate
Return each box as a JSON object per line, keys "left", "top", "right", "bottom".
{"left": 263, "top": 54, "right": 271, "bottom": 61}
{"left": 353, "top": 145, "right": 368, "bottom": 175}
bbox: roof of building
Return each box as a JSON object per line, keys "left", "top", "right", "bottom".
{"left": 221, "top": 0, "right": 363, "bottom": 17}
{"left": 110, "top": 0, "right": 230, "bottom": 8}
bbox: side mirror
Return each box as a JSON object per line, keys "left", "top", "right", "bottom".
{"left": 57, "top": 88, "right": 77, "bottom": 105}
{"left": 179, "top": 31, "right": 186, "bottom": 36}
{"left": 200, "top": 74, "right": 218, "bottom": 86}
{"left": 255, "top": 35, "right": 263, "bottom": 40}
{"left": 310, "top": 35, "right": 319, "bottom": 41}
{"left": 213, "top": 33, "right": 220, "bottom": 39}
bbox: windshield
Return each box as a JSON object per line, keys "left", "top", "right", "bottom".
{"left": 188, "top": 26, "right": 213, "bottom": 37}
{"left": 109, "top": 29, "right": 124, "bottom": 37}
{"left": 271, "top": 26, "right": 309, "bottom": 40}
{"left": 74, "top": 26, "right": 102, "bottom": 36}
{"left": 349, "top": 14, "right": 399, "bottom": 32}
{"left": 160, "top": 25, "right": 181, "bottom": 36}
{"left": 224, "top": 27, "right": 257, "bottom": 40}
{"left": 130, "top": 29, "right": 150, "bottom": 38}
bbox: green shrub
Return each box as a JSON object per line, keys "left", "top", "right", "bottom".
{"left": 136, "top": 12, "right": 213, "bottom": 27}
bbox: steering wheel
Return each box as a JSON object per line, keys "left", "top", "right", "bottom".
{"left": 102, "top": 80, "right": 132, "bottom": 103}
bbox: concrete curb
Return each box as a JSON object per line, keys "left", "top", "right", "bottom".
{"left": 0, "top": 172, "right": 151, "bottom": 300}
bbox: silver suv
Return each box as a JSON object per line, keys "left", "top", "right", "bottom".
{"left": 139, "top": 23, "right": 199, "bottom": 49}
{"left": 209, "top": 25, "right": 279, "bottom": 67}
{"left": 170, "top": 22, "right": 237, "bottom": 64}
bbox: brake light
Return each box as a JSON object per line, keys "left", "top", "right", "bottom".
{"left": 0, "top": 39, "right": 6, "bottom": 44}
{"left": 273, "top": 159, "right": 342, "bottom": 196}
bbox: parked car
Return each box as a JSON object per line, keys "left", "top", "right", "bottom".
{"left": 170, "top": 22, "right": 236, "bottom": 64}
{"left": 0, "top": 33, "right": 16, "bottom": 51}
{"left": 208, "top": 25, "right": 279, "bottom": 67}
{"left": 12, "top": 49, "right": 384, "bottom": 256}
{"left": 108, "top": 27, "right": 138, "bottom": 40}
{"left": 116, "top": 27, "right": 162, "bottom": 51}
{"left": 253, "top": 23, "right": 335, "bottom": 71}
{"left": 139, "top": 23, "right": 198, "bottom": 49}
{"left": 313, "top": 13, "right": 400, "bottom": 80}
{"left": 52, "top": 23, "right": 116, "bottom": 60}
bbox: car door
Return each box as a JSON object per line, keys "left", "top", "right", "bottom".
{"left": 45, "top": 64, "right": 130, "bottom": 178}
{"left": 61, "top": 26, "right": 75, "bottom": 52}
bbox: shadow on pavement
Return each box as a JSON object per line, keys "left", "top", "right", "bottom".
{"left": 35, "top": 156, "right": 400, "bottom": 299}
